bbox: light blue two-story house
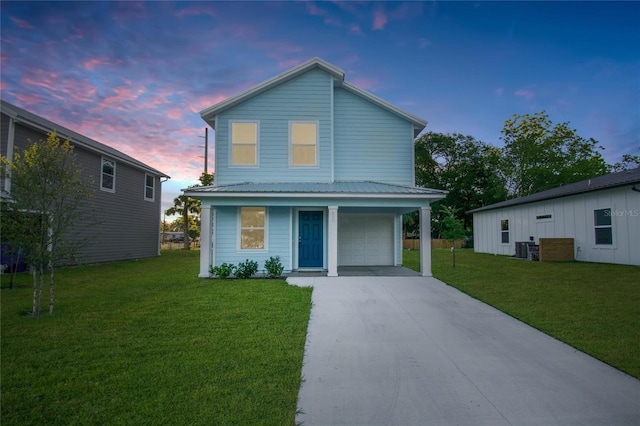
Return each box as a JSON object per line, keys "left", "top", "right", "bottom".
{"left": 185, "top": 58, "right": 446, "bottom": 277}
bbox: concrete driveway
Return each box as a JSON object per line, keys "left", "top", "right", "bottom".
{"left": 287, "top": 276, "right": 640, "bottom": 426}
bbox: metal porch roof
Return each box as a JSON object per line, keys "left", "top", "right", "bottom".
{"left": 184, "top": 181, "right": 447, "bottom": 198}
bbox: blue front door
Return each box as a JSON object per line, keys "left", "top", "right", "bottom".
{"left": 299, "top": 211, "right": 323, "bottom": 268}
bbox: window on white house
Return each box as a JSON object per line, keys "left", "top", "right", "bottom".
{"left": 594, "top": 208, "right": 613, "bottom": 245}
{"left": 290, "top": 122, "right": 317, "bottom": 166}
{"left": 101, "top": 158, "right": 115, "bottom": 192}
{"left": 240, "top": 207, "right": 266, "bottom": 249}
{"left": 501, "top": 219, "right": 509, "bottom": 244}
{"left": 231, "top": 122, "right": 258, "bottom": 165}
{"left": 144, "top": 174, "right": 155, "bottom": 201}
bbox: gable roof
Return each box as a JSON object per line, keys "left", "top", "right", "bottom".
{"left": 199, "top": 57, "right": 427, "bottom": 137}
{"left": 1, "top": 100, "right": 169, "bottom": 178}
{"left": 184, "top": 181, "right": 447, "bottom": 200}
{"left": 469, "top": 167, "right": 640, "bottom": 214}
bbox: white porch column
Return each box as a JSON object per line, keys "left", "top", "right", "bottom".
{"left": 420, "top": 206, "right": 432, "bottom": 277}
{"left": 199, "top": 205, "right": 212, "bottom": 278}
{"left": 327, "top": 206, "right": 339, "bottom": 277}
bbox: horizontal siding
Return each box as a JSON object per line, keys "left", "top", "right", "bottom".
{"left": 334, "top": 88, "right": 414, "bottom": 185}
{"left": 213, "top": 206, "right": 292, "bottom": 272}
{"left": 473, "top": 187, "right": 640, "bottom": 265}
{"left": 0, "top": 113, "right": 9, "bottom": 157}
{"left": 5, "top": 122, "right": 161, "bottom": 264}
{"left": 1, "top": 113, "right": 10, "bottom": 191}
{"left": 216, "top": 69, "right": 332, "bottom": 185}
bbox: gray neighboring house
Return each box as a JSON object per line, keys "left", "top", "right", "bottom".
{"left": 1, "top": 100, "right": 169, "bottom": 264}
{"left": 470, "top": 168, "right": 640, "bottom": 266}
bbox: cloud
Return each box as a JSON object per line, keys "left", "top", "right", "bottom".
{"left": 167, "top": 108, "right": 183, "bottom": 120}
{"left": 495, "top": 88, "right": 504, "bottom": 97}
{"left": 372, "top": 8, "right": 388, "bottom": 30}
{"left": 350, "top": 77, "right": 379, "bottom": 92}
{"left": 82, "top": 57, "right": 110, "bottom": 71}
{"left": 305, "top": 2, "right": 325, "bottom": 16}
{"left": 14, "top": 93, "right": 42, "bottom": 105}
{"left": 188, "top": 94, "right": 229, "bottom": 113}
{"left": 349, "top": 24, "right": 362, "bottom": 35}
{"left": 100, "top": 85, "right": 145, "bottom": 109}
{"left": 418, "top": 38, "right": 432, "bottom": 49}
{"left": 515, "top": 88, "right": 535, "bottom": 100}
{"left": 21, "top": 69, "right": 98, "bottom": 104}
{"left": 175, "top": 5, "right": 216, "bottom": 19}
{"left": 10, "top": 16, "right": 34, "bottom": 29}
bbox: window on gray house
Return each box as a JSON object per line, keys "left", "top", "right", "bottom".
{"left": 145, "top": 174, "right": 155, "bottom": 201}
{"left": 101, "top": 158, "right": 115, "bottom": 192}
{"left": 594, "top": 208, "right": 612, "bottom": 245}
{"left": 501, "top": 219, "right": 510, "bottom": 244}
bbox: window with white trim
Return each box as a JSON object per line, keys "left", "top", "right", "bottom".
{"left": 101, "top": 158, "right": 115, "bottom": 192}
{"left": 594, "top": 208, "right": 613, "bottom": 245}
{"left": 240, "top": 207, "right": 266, "bottom": 250}
{"left": 231, "top": 121, "right": 258, "bottom": 166}
{"left": 290, "top": 121, "right": 318, "bottom": 166}
{"left": 500, "top": 219, "right": 509, "bottom": 244}
{"left": 144, "top": 173, "right": 155, "bottom": 201}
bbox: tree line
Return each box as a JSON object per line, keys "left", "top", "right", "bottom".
{"left": 410, "top": 111, "right": 639, "bottom": 239}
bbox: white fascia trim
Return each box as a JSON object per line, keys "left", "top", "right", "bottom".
{"left": 340, "top": 81, "right": 427, "bottom": 130}
{"left": 200, "top": 57, "right": 345, "bottom": 121}
{"left": 185, "top": 192, "right": 447, "bottom": 200}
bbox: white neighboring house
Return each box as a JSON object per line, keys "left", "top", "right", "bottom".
{"left": 469, "top": 168, "right": 640, "bottom": 266}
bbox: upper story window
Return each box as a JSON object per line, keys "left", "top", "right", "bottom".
{"left": 290, "top": 121, "right": 318, "bottom": 166}
{"left": 101, "top": 158, "right": 115, "bottom": 192}
{"left": 239, "top": 207, "right": 266, "bottom": 250}
{"left": 144, "top": 173, "right": 155, "bottom": 201}
{"left": 500, "top": 219, "right": 509, "bottom": 244}
{"left": 594, "top": 208, "right": 613, "bottom": 245}
{"left": 231, "top": 121, "right": 258, "bottom": 166}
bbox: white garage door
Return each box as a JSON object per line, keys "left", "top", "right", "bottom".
{"left": 338, "top": 214, "right": 394, "bottom": 266}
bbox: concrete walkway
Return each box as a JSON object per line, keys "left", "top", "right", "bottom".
{"left": 287, "top": 276, "right": 640, "bottom": 426}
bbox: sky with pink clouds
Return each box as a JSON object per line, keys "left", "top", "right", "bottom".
{"left": 1, "top": 1, "right": 638, "bottom": 217}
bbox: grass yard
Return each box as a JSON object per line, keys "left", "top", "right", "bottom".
{"left": 1, "top": 250, "right": 312, "bottom": 425}
{"left": 404, "top": 249, "right": 640, "bottom": 379}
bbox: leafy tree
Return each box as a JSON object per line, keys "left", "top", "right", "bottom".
{"left": 440, "top": 206, "right": 465, "bottom": 243}
{"left": 1, "top": 131, "right": 94, "bottom": 315}
{"left": 414, "top": 132, "right": 507, "bottom": 231}
{"left": 198, "top": 172, "right": 214, "bottom": 186}
{"left": 166, "top": 195, "right": 199, "bottom": 250}
{"left": 612, "top": 151, "right": 640, "bottom": 172}
{"left": 500, "top": 111, "right": 609, "bottom": 197}
{"left": 165, "top": 172, "right": 214, "bottom": 250}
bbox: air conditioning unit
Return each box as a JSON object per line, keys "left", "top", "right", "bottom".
{"left": 515, "top": 242, "right": 530, "bottom": 258}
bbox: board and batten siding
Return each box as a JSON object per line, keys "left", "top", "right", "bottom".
{"left": 473, "top": 186, "right": 640, "bottom": 266}
{"left": 215, "top": 69, "right": 332, "bottom": 185}
{"left": 5, "top": 120, "right": 162, "bottom": 264}
{"left": 333, "top": 87, "right": 414, "bottom": 186}
{"left": 213, "top": 206, "right": 292, "bottom": 272}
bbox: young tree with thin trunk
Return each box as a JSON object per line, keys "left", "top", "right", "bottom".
{"left": 1, "top": 131, "right": 94, "bottom": 316}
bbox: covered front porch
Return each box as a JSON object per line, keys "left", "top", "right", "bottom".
{"left": 185, "top": 182, "right": 447, "bottom": 278}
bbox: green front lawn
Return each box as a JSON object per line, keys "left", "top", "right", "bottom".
{"left": 404, "top": 249, "right": 640, "bottom": 378}
{"left": 1, "top": 251, "right": 312, "bottom": 425}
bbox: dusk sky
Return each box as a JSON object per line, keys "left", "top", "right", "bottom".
{"left": 1, "top": 1, "right": 638, "bottom": 218}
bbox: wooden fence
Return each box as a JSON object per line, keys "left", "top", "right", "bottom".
{"left": 403, "top": 239, "right": 465, "bottom": 250}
